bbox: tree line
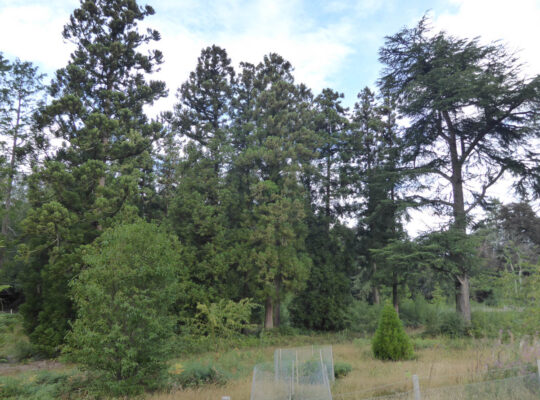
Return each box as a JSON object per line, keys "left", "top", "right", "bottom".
{"left": 1, "top": 1, "right": 539, "bottom": 357}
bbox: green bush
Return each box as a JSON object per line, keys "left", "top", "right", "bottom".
{"left": 171, "top": 362, "right": 228, "bottom": 388}
{"left": 334, "top": 361, "right": 352, "bottom": 379}
{"left": 425, "top": 311, "right": 466, "bottom": 337}
{"left": 0, "top": 370, "right": 86, "bottom": 400}
{"left": 65, "top": 222, "right": 183, "bottom": 397}
{"left": 13, "top": 340, "right": 36, "bottom": 361}
{"left": 372, "top": 303, "right": 414, "bottom": 361}
{"left": 470, "top": 310, "right": 521, "bottom": 338}
{"left": 399, "top": 297, "right": 437, "bottom": 328}
{"left": 346, "top": 301, "right": 382, "bottom": 333}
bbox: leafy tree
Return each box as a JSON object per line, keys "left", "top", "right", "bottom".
{"left": 0, "top": 59, "right": 45, "bottom": 271}
{"left": 372, "top": 302, "right": 414, "bottom": 361}
{"left": 66, "top": 222, "right": 182, "bottom": 396}
{"left": 379, "top": 17, "right": 540, "bottom": 322}
{"left": 21, "top": 0, "right": 166, "bottom": 353}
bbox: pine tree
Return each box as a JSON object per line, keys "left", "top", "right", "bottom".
{"left": 290, "top": 89, "right": 356, "bottom": 330}
{"left": 245, "top": 54, "right": 315, "bottom": 328}
{"left": 0, "top": 59, "right": 45, "bottom": 272}
{"left": 372, "top": 302, "right": 414, "bottom": 361}
{"left": 351, "top": 88, "right": 404, "bottom": 309}
{"left": 21, "top": 0, "right": 166, "bottom": 354}
{"left": 166, "top": 46, "right": 236, "bottom": 319}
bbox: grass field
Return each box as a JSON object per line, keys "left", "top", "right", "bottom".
{"left": 1, "top": 312, "right": 539, "bottom": 399}
{"left": 150, "top": 335, "right": 539, "bottom": 400}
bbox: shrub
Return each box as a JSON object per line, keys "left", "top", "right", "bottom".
{"left": 372, "top": 303, "right": 414, "bottom": 361}
{"left": 399, "top": 297, "right": 437, "bottom": 328}
{"left": 334, "top": 361, "right": 352, "bottom": 379}
{"left": 171, "top": 362, "right": 228, "bottom": 388}
{"left": 425, "top": 311, "right": 466, "bottom": 337}
{"left": 470, "top": 310, "right": 521, "bottom": 338}
{"left": 346, "top": 301, "right": 382, "bottom": 333}
{"left": 65, "top": 222, "right": 183, "bottom": 397}
{"left": 13, "top": 340, "right": 36, "bottom": 361}
{"left": 193, "top": 298, "right": 258, "bottom": 340}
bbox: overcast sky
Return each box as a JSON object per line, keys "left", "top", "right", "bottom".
{"left": 1, "top": 0, "right": 539, "bottom": 234}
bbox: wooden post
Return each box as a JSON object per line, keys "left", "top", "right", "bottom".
{"left": 274, "top": 351, "right": 278, "bottom": 382}
{"left": 413, "top": 374, "right": 421, "bottom": 400}
{"left": 329, "top": 345, "right": 335, "bottom": 381}
{"left": 290, "top": 360, "right": 294, "bottom": 399}
{"left": 296, "top": 351, "right": 299, "bottom": 385}
{"left": 537, "top": 359, "right": 540, "bottom": 386}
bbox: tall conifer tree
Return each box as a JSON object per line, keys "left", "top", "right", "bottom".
{"left": 21, "top": 0, "right": 166, "bottom": 353}
{"left": 379, "top": 17, "right": 540, "bottom": 322}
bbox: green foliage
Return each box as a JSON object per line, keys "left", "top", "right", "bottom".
{"left": 290, "top": 222, "right": 355, "bottom": 331}
{"left": 192, "top": 298, "right": 258, "bottom": 339}
{"left": 372, "top": 303, "right": 414, "bottom": 361}
{"left": 0, "top": 313, "right": 37, "bottom": 362}
{"left": 65, "top": 222, "right": 182, "bottom": 396}
{"left": 21, "top": 0, "right": 166, "bottom": 353}
{"left": 334, "top": 361, "right": 352, "bottom": 379}
{"left": 170, "top": 362, "right": 229, "bottom": 388}
{"left": 346, "top": 300, "right": 382, "bottom": 333}
{"left": 0, "top": 369, "right": 87, "bottom": 400}
{"left": 399, "top": 297, "right": 437, "bottom": 328}
{"left": 425, "top": 311, "right": 466, "bottom": 338}
{"left": 470, "top": 311, "right": 521, "bottom": 339}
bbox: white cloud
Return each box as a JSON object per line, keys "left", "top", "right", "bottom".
{"left": 0, "top": 2, "right": 77, "bottom": 73}
{"left": 145, "top": 0, "right": 356, "bottom": 114}
{"left": 433, "top": 0, "right": 540, "bottom": 77}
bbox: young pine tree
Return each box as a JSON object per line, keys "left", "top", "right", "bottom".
{"left": 372, "top": 302, "right": 414, "bottom": 361}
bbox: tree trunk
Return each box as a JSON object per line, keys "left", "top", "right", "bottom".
{"left": 455, "top": 274, "right": 471, "bottom": 324}
{"left": 325, "top": 154, "right": 331, "bottom": 223}
{"left": 392, "top": 280, "right": 399, "bottom": 315}
{"left": 0, "top": 97, "right": 21, "bottom": 270}
{"left": 444, "top": 110, "right": 471, "bottom": 324}
{"left": 372, "top": 287, "right": 380, "bottom": 305}
{"left": 371, "top": 262, "right": 380, "bottom": 305}
{"left": 273, "top": 278, "right": 281, "bottom": 328}
{"left": 265, "top": 296, "right": 274, "bottom": 329}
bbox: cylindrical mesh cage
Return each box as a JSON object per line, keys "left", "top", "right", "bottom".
{"left": 251, "top": 346, "right": 334, "bottom": 400}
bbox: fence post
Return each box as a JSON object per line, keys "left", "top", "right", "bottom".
{"left": 412, "top": 374, "right": 421, "bottom": 400}
{"left": 537, "top": 359, "right": 540, "bottom": 386}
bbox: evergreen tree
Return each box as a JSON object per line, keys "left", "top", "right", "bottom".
{"left": 245, "top": 54, "right": 314, "bottom": 328}
{"left": 21, "top": 0, "right": 166, "bottom": 353}
{"left": 167, "top": 45, "right": 236, "bottom": 319}
{"left": 379, "top": 17, "right": 540, "bottom": 322}
{"left": 290, "top": 89, "right": 356, "bottom": 330}
{"left": 0, "top": 59, "right": 45, "bottom": 271}
{"left": 351, "top": 88, "right": 404, "bottom": 309}
{"left": 372, "top": 302, "right": 414, "bottom": 361}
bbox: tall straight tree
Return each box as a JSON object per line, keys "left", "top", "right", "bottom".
{"left": 290, "top": 88, "right": 356, "bottom": 331}
{"left": 245, "top": 54, "right": 314, "bottom": 328}
{"left": 379, "top": 17, "right": 540, "bottom": 322}
{"left": 167, "top": 46, "right": 236, "bottom": 317}
{"left": 21, "top": 0, "right": 166, "bottom": 353}
{"left": 0, "top": 60, "right": 45, "bottom": 271}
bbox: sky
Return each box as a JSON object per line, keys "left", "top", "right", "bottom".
{"left": 1, "top": 0, "right": 539, "bottom": 234}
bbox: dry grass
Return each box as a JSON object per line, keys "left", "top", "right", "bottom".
{"left": 148, "top": 337, "right": 536, "bottom": 400}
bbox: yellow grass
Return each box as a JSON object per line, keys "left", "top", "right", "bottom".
{"left": 149, "top": 337, "right": 535, "bottom": 400}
